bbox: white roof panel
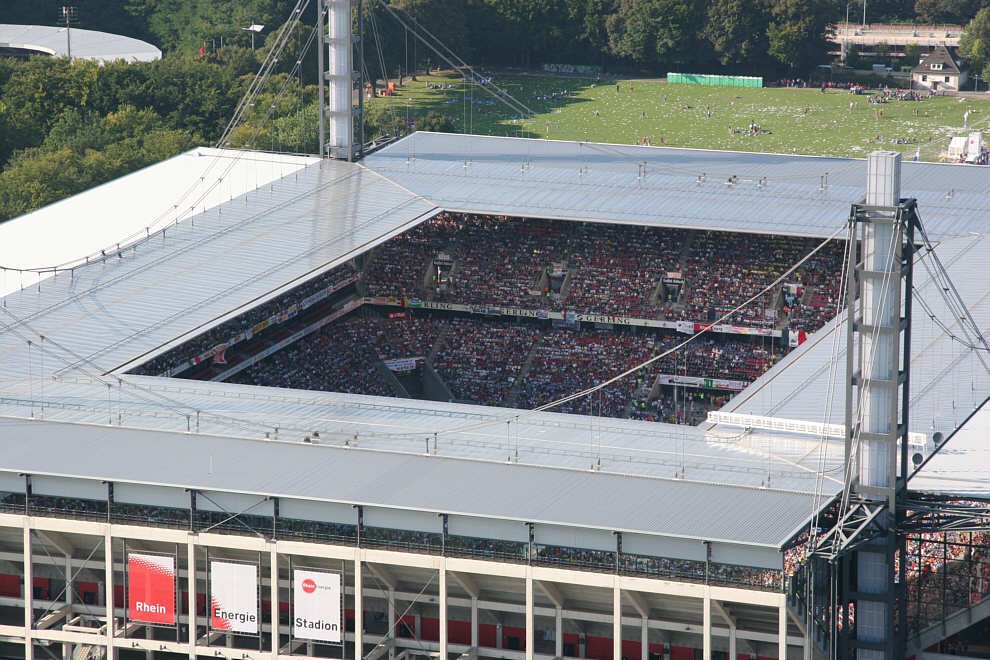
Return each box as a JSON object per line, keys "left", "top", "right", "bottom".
{"left": 364, "top": 133, "right": 990, "bottom": 241}
{"left": 0, "top": 148, "right": 318, "bottom": 298}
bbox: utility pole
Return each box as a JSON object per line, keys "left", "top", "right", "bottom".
{"left": 60, "top": 6, "right": 78, "bottom": 59}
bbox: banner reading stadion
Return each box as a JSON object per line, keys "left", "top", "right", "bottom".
{"left": 293, "top": 569, "right": 342, "bottom": 643}
{"left": 128, "top": 553, "right": 176, "bottom": 625}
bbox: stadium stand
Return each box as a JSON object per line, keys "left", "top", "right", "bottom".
{"left": 229, "top": 318, "right": 395, "bottom": 396}
{"left": 359, "top": 213, "right": 844, "bottom": 324}
{"left": 139, "top": 211, "right": 838, "bottom": 423}
{"left": 433, "top": 317, "right": 542, "bottom": 404}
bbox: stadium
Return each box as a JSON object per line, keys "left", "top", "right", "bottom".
{"left": 0, "top": 130, "right": 988, "bottom": 660}
{"left": 3, "top": 5, "right": 990, "bottom": 660}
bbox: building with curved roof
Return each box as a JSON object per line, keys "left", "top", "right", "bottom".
{"left": 0, "top": 24, "right": 161, "bottom": 63}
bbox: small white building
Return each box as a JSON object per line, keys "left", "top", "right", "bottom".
{"left": 912, "top": 44, "right": 966, "bottom": 92}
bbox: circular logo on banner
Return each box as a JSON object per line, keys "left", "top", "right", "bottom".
{"left": 302, "top": 578, "right": 317, "bottom": 593}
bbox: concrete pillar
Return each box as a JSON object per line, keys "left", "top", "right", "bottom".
{"left": 24, "top": 527, "right": 33, "bottom": 660}
{"left": 388, "top": 589, "right": 397, "bottom": 660}
{"left": 63, "top": 553, "right": 73, "bottom": 660}
{"left": 104, "top": 530, "right": 114, "bottom": 660}
{"left": 439, "top": 566, "right": 447, "bottom": 660}
{"left": 525, "top": 573, "right": 534, "bottom": 660}
{"left": 470, "top": 597, "right": 479, "bottom": 653}
{"left": 269, "top": 545, "right": 279, "bottom": 657}
{"left": 778, "top": 605, "right": 788, "bottom": 660}
{"left": 613, "top": 585, "right": 622, "bottom": 660}
{"left": 354, "top": 559, "right": 363, "bottom": 660}
{"left": 640, "top": 617, "right": 648, "bottom": 660}
{"left": 702, "top": 592, "right": 711, "bottom": 660}
{"left": 187, "top": 540, "right": 196, "bottom": 660}
{"left": 855, "top": 151, "right": 902, "bottom": 660}
{"left": 555, "top": 607, "right": 563, "bottom": 659}
{"left": 326, "top": 0, "right": 354, "bottom": 159}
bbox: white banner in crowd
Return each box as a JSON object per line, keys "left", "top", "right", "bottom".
{"left": 293, "top": 569, "right": 342, "bottom": 643}
{"left": 210, "top": 561, "right": 259, "bottom": 634}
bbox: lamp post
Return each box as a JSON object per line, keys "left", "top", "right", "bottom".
{"left": 242, "top": 23, "right": 264, "bottom": 50}
{"left": 974, "top": 74, "right": 981, "bottom": 92}
{"left": 60, "top": 6, "right": 77, "bottom": 58}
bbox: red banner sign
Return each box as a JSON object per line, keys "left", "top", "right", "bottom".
{"left": 128, "top": 553, "right": 176, "bottom": 625}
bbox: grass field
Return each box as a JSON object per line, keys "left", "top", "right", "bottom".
{"left": 370, "top": 72, "right": 990, "bottom": 161}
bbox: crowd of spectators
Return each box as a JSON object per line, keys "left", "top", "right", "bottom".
{"left": 905, "top": 530, "right": 990, "bottom": 633}
{"left": 227, "top": 307, "right": 787, "bottom": 423}
{"left": 134, "top": 213, "right": 852, "bottom": 427}
{"left": 562, "top": 223, "right": 684, "bottom": 318}
{"left": 363, "top": 526, "right": 443, "bottom": 553}
{"left": 448, "top": 215, "right": 572, "bottom": 307}
{"left": 652, "top": 336, "right": 782, "bottom": 381}
{"left": 534, "top": 544, "right": 616, "bottom": 572}
{"left": 363, "top": 214, "right": 463, "bottom": 299}
{"left": 785, "top": 240, "right": 846, "bottom": 333}
{"left": 517, "top": 329, "right": 656, "bottom": 416}
{"left": 781, "top": 512, "right": 990, "bottom": 638}
{"left": 872, "top": 87, "right": 934, "bottom": 102}
{"left": 679, "top": 231, "right": 808, "bottom": 327}
{"left": 445, "top": 535, "right": 529, "bottom": 561}
{"left": 276, "top": 518, "right": 358, "bottom": 544}
{"left": 433, "top": 318, "right": 542, "bottom": 404}
{"left": 229, "top": 318, "right": 395, "bottom": 396}
{"left": 352, "top": 315, "right": 441, "bottom": 361}
{"left": 627, "top": 390, "right": 714, "bottom": 426}
{"left": 359, "top": 213, "right": 842, "bottom": 333}
{"left": 134, "top": 262, "right": 358, "bottom": 377}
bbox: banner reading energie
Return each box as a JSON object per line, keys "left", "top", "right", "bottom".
{"left": 210, "top": 560, "right": 259, "bottom": 634}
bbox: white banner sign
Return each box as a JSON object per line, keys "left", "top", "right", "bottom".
{"left": 210, "top": 561, "right": 258, "bottom": 634}
{"left": 293, "top": 569, "right": 341, "bottom": 643}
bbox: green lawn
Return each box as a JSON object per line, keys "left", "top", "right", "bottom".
{"left": 370, "top": 72, "right": 989, "bottom": 161}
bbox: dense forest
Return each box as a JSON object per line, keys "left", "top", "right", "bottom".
{"left": 0, "top": 0, "right": 986, "bottom": 220}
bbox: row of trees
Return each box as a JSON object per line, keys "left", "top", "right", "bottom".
{"left": 358, "top": 0, "right": 837, "bottom": 77}
{"left": 11, "top": 0, "right": 985, "bottom": 75}
{"left": 0, "top": 55, "right": 254, "bottom": 220}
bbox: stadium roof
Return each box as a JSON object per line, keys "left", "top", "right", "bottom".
{"left": 363, "top": 132, "right": 990, "bottom": 241}
{"left": 0, "top": 416, "right": 819, "bottom": 548}
{"left": 0, "top": 24, "right": 161, "bottom": 63}
{"left": 723, "top": 230, "right": 990, "bottom": 495}
{"left": 0, "top": 147, "right": 318, "bottom": 298}
{"left": 1, "top": 133, "right": 989, "bottom": 537}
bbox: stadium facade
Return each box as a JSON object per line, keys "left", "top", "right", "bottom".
{"left": 1, "top": 133, "right": 990, "bottom": 660}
